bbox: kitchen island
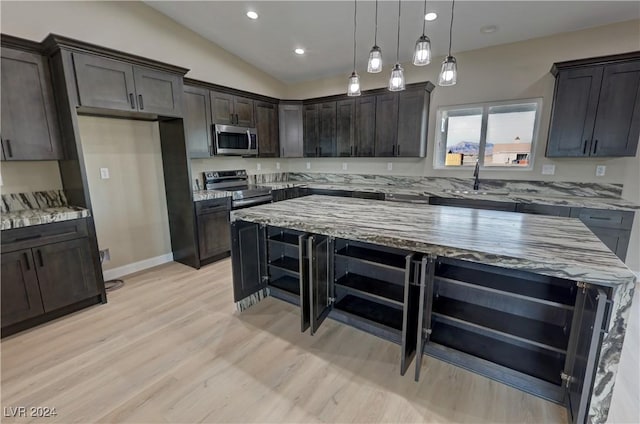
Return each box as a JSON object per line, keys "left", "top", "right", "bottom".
{"left": 230, "top": 195, "right": 636, "bottom": 424}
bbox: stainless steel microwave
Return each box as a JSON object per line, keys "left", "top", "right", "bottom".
{"left": 213, "top": 124, "right": 258, "bottom": 156}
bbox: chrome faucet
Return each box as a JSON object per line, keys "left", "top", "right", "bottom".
{"left": 473, "top": 160, "right": 480, "bottom": 191}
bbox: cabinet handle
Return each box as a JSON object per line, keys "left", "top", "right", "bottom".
{"left": 350, "top": 146, "right": 353, "bottom": 156}
{"left": 281, "top": 148, "right": 284, "bottom": 157}
{"left": 397, "top": 144, "right": 401, "bottom": 156}
{"left": 230, "top": 113, "right": 234, "bottom": 123}
{"left": 355, "top": 145, "right": 358, "bottom": 156}
{"left": 315, "top": 147, "right": 318, "bottom": 156}
{"left": 37, "top": 250, "right": 44, "bottom": 267}
{"left": 235, "top": 114, "right": 239, "bottom": 124}
{"left": 593, "top": 139, "right": 598, "bottom": 155}
{"left": 318, "top": 147, "right": 322, "bottom": 156}
{"left": 5, "top": 139, "right": 12, "bottom": 157}
{"left": 392, "top": 144, "right": 396, "bottom": 156}
{"left": 129, "top": 93, "right": 135, "bottom": 109}
{"left": 138, "top": 94, "right": 144, "bottom": 110}
{"left": 583, "top": 140, "right": 588, "bottom": 155}
{"left": 23, "top": 252, "right": 31, "bottom": 271}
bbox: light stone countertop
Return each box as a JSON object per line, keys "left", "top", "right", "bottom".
{"left": 231, "top": 195, "right": 636, "bottom": 286}
{"left": 1, "top": 206, "right": 91, "bottom": 230}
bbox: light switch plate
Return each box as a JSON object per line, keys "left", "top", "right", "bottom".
{"left": 387, "top": 162, "right": 393, "bottom": 171}
{"left": 542, "top": 164, "right": 556, "bottom": 175}
{"left": 342, "top": 162, "right": 348, "bottom": 171}
{"left": 596, "top": 165, "right": 606, "bottom": 177}
{"left": 276, "top": 162, "right": 281, "bottom": 170}
{"left": 256, "top": 163, "right": 261, "bottom": 171}
{"left": 100, "top": 168, "right": 110, "bottom": 179}
{"left": 306, "top": 162, "right": 311, "bottom": 170}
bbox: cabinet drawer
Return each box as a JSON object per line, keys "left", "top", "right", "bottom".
{"left": 195, "top": 198, "right": 230, "bottom": 215}
{"left": 516, "top": 203, "right": 571, "bottom": 217}
{"left": 2, "top": 219, "right": 89, "bottom": 251}
{"left": 570, "top": 208, "right": 634, "bottom": 230}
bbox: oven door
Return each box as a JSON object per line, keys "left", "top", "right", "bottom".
{"left": 214, "top": 125, "right": 258, "bottom": 155}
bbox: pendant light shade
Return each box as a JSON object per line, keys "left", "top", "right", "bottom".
{"left": 347, "top": 0, "right": 361, "bottom": 96}
{"left": 389, "top": 64, "right": 405, "bottom": 91}
{"left": 367, "top": 0, "right": 382, "bottom": 73}
{"left": 348, "top": 71, "right": 361, "bottom": 96}
{"left": 367, "top": 46, "right": 382, "bottom": 73}
{"left": 412, "top": 0, "right": 431, "bottom": 66}
{"left": 438, "top": 56, "right": 457, "bottom": 86}
{"left": 439, "top": 0, "right": 458, "bottom": 86}
{"left": 412, "top": 35, "right": 431, "bottom": 66}
{"left": 388, "top": 0, "right": 405, "bottom": 91}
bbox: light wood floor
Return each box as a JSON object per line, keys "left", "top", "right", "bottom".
{"left": 1, "top": 259, "right": 636, "bottom": 423}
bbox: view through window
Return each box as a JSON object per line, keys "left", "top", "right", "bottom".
{"left": 435, "top": 99, "right": 542, "bottom": 169}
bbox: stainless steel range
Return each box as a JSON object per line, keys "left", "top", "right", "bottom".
{"left": 203, "top": 170, "right": 272, "bottom": 209}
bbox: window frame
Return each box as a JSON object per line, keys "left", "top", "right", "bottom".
{"left": 433, "top": 97, "right": 543, "bottom": 171}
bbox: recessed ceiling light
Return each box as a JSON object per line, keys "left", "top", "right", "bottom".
{"left": 246, "top": 11, "right": 258, "bottom": 20}
{"left": 294, "top": 48, "right": 305, "bottom": 55}
{"left": 480, "top": 25, "right": 498, "bottom": 34}
{"left": 425, "top": 12, "right": 438, "bottom": 21}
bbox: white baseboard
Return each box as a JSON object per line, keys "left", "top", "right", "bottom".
{"left": 102, "top": 253, "right": 174, "bottom": 281}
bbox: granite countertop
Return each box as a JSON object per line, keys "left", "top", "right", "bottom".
{"left": 1, "top": 206, "right": 91, "bottom": 230}
{"left": 231, "top": 195, "right": 636, "bottom": 286}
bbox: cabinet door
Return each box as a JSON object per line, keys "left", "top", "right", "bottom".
{"left": 397, "top": 87, "right": 428, "bottom": 157}
{"left": 336, "top": 99, "right": 355, "bottom": 156}
{"left": 299, "top": 234, "right": 311, "bottom": 332}
{"left": 183, "top": 85, "right": 212, "bottom": 158}
{"left": 197, "top": 210, "right": 231, "bottom": 261}
{"left": 303, "top": 104, "right": 320, "bottom": 157}
{"left": 414, "top": 256, "right": 435, "bottom": 381}
{"left": 133, "top": 67, "right": 183, "bottom": 117}
{"left": 546, "top": 67, "right": 603, "bottom": 157}
{"left": 1, "top": 249, "right": 44, "bottom": 327}
{"left": 211, "top": 91, "right": 234, "bottom": 125}
{"left": 591, "top": 61, "right": 640, "bottom": 157}
{"left": 588, "top": 227, "right": 630, "bottom": 261}
{"left": 35, "top": 238, "right": 100, "bottom": 312}
{"left": 355, "top": 96, "right": 376, "bottom": 157}
{"left": 318, "top": 102, "right": 337, "bottom": 157}
{"left": 279, "top": 103, "right": 304, "bottom": 157}
{"left": 375, "top": 93, "right": 399, "bottom": 157}
{"left": 307, "top": 235, "right": 334, "bottom": 335}
{"left": 1, "top": 48, "right": 61, "bottom": 160}
{"left": 255, "top": 101, "right": 279, "bottom": 157}
{"left": 563, "top": 287, "right": 608, "bottom": 424}
{"left": 73, "top": 52, "right": 137, "bottom": 112}
{"left": 234, "top": 96, "right": 255, "bottom": 127}
{"left": 231, "top": 221, "right": 267, "bottom": 302}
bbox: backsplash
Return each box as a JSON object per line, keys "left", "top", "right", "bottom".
{"left": 1, "top": 190, "right": 68, "bottom": 213}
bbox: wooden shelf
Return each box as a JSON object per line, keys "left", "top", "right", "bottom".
{"left": 433, "top": 297, "right": 570, "bottom": 353}
{"left": 336, "top": 245, "right": 406, "bottom": 270}
{"left": 268, "top": 232, "right": 300, "bottom": 247}
{"left": 268, "top": 257, "right": 299, "bottom": 275}
{"left": 335, "top": 273, "right": 404, "bottom": 306}
{"left": 334, "top": 295, "right": 403, "bottom": 332}
{"left": 270, "top": 275, "right": 300, "bottom": 295}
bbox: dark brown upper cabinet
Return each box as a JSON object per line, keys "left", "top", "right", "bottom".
{"left": 374, "top": 92, "right": 399, "bottom": 157}
{"left": 255, "top": 101, "right": 279, "bottom": 157}
{"left": 397, "top": 86, "right": 429, "bottom": 157}
{"left": 336, "top": 99, "right": 356, "bottom": 157}
{"left": 355, "top": 96, "right": 376, "bottom": 157}
{"left": 279, "top": 102, "right": 304, "bottom": 157}
{"left": 304, "top": 103, "right": 320, "bottom": 157}
{"left": 211, "top": 91, "right": 255, "bottom": 127}
{"left": 1, "top": 47, "right": 62, "bottom": 160}
{"left": 183, "top": 84, "right": 212, "bottom": 158}
{"left": 547, "top": 53, "right": 640, "bottom": 158}
{"left": 73, "top": 52, "right": 183, "bottom": 117}
{"left": 304, "top": 101, "right": 337, "bottom": 157}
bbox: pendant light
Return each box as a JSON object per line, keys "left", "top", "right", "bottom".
{"left": 388, "top": 0, "right": 405, "bottom": 91}
{"left": 347, "top": 0, "right": 361, "bottom": 96}
{"left": 412, "top": 0, "right": 431, "bottom": 66}
{"left": 367, "top": 0, "right": 382, "bottom": 73}
{"left": 438, "top": 0, "right": 458, "bottom": 86}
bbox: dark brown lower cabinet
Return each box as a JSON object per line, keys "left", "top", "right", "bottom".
{"left": 1, "top": 249, "right": 44, "bottom": 327}
{"left": 232, "top": 222, "right": 613, "bottom": 423}
{"left": 195, "top": 198, "right": 231, "bottom": 265}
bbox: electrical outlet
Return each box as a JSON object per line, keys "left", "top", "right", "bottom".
{"left": 276, "top": 162, "right": 281, "bottom": 170}
{"left": 100, "top": 248, "right": 110, "bottom": 262}
{"left": 256, "top": 163, "right": 261, "bottom": 171}
{"left": 100, "top": 168, "right": 110, "bottom": 179}
{"left": 596, "top": 165, "right": 606, "bottom": 177}
{"left": 542, "top": 164, "right": 556, "bottom": 175}
{"left": 306, "top": 162, "right": 311, "bottom": 170}
{"left": 387, "top": 162, "right": 393, "bottom": 171}
{"left": 342, "top": 162, "right": 348, "bottom": 171}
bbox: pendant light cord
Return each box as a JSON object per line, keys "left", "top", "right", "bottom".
{"left": 396, "top": 0, "right": 401, "bottom": 63}
{"left": 422, "top": 0, "right": 427, "bottom": 36}
{"left": 353, "top": 0, "right": 357, "bottom": 71}
{"left": 374, "top": 0, "right": 378, "bottom": 46}
{"left": 448, "top": 0, "right": 455, "bottom": 56}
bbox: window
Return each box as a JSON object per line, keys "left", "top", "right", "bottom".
{"left": 434, "top": 98, "right": 542, "bottom": 169}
